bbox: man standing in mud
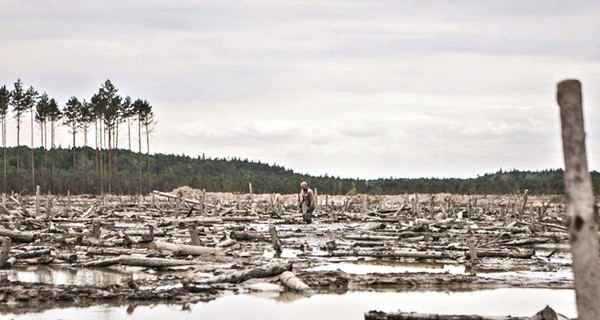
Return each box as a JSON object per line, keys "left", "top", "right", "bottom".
{"left": 299, "top": 181, "right": 315, "bottom": 223}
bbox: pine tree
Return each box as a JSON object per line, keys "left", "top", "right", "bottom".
{"left": 0, "top": 85, "right": 10, "bottom": 193}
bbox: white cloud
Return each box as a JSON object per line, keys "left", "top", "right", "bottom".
{"left": 1, "top": 1, "right": 599, "bottom": 179}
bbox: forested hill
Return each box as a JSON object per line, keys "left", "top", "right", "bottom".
{"left": 1, "top": 146, "right": 598, "bottom": 195}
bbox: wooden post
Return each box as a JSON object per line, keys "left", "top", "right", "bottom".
{"left": 45, "top": 196, "right": 52, "bottom": 219}
{"left": 176, "top": 191, "right": 182, "bottom": 212}
{"left": 557, "top": 79, "right": 600, "bottom": 319}
{"left": 269, "top": 225, "right": 282, "bottom": 255}
{"left": 201, "top": 189, "right": 206, "bottom": 215}
{"left": 0, "top": 237, "right": 11, "bottom": 267}
{"left": 67, "top": 190, "right": 71, "bottom": 213}
{"left": 188, "top": 224, "right": 200, "bottom": 246}
{"left": 361, "top": 194, "right": 367, "bottom": 212}
{"left": 468, "top": 236, "right": 477, "bottom": 265}
{"left": 91, "top": 220, "right": 101, "bottom": 239}
{"left": 2, "top": 193, "right": 5, "bottom": 208}
{"left": 248, "top": 183, "right": 252, "bottom": 196}
{"left": 35, "top": 185, "right": 40, "bottom": 215}
{"left": 325, "top": 195, "right": 329, "bottom": 214}
{"left": 520, "top": 189, "right": 529, "bottom": 220}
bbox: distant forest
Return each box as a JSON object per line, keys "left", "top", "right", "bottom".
{"left": 0, "top": 145, "right": 597, "bottom": 196}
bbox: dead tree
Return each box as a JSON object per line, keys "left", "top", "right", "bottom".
{"left": 557, "top": 79, "right": 600, "bottom": 319}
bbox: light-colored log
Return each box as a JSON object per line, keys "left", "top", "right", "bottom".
{"left": 0, "top": 228, "right": 35, "bottom": 243}
{"left": 195, "top": 262, "right": 291, "bottom": 284}
{"left": 279, "top": 271, "right": 311, "bottom": 292}
{"left": 148, "top": 240, "right": 219, "bottom": 256}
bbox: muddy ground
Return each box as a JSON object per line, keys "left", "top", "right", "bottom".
{"left": 0, "top": 188, "right": 577, "bottom": 317}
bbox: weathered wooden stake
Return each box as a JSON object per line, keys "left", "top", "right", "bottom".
{"left": 91, "top": 220, "right": 101, "bottom": 239}
{"left": 361, "top": 194, "right": 367, "bottom": 212}
{"left": 0, "top": 237, "right": 11, "bottom": 267}
{"left": 2, "top": 193, "right": 5, "bottom": 208}
{"left": 201, "top": 189, "right": 206, "bottom": 215}
{"left": 67, "top": 190, "right": 72, "bottom": 213}
{"left": 557, "top": 79, "right": 600, "bottom": 319}
{"left": 35, "top": 185, "right": 40, "bottom": 215}
{"left": 188, "top": 224, "right": 200, "bottom": 246}
{"left": 45, "top": 196, "right": 52, "bottom": 219}
{"left": 269, "top": 225, "right": 282, "bottom": 255}
{"left": 467, "top": 236, "right": 477, "bottom": 265}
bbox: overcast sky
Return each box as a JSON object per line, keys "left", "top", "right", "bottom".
{"left": 1, "top": 0, "right": 599, "bottom": 179}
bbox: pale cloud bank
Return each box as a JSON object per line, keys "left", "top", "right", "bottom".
{"left": 1, "top": 0, "right": 599, "bottom": 179}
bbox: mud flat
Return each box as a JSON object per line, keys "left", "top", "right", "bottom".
{"left": 0, "top": 189, "right": 579, "bottom": 318}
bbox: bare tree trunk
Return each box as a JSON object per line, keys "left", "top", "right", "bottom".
{"left": 2, "top": 116, "right": 6, "bottom": 193}
{"left": 15, "top": 115, "right": 20, "bottom": 189}
{"left": 557, "top": 79, "right": 600, "bottom": 320}
{"left": 39, "top": 122, "right": 44, "bottom": 189}
{"left": 51, "top": 120, "right": 55, "bottom": 194}
{"left": 145, "top": 120, "right": 150, "bottom": 193}
{"left": 83, "top": 126, "right": 89, "bottom": 193}
{"left": 30, "top": 111, "right": 35, "bottom": 192}
{"left": 107, "top": 124, "right": 112, "bottom": 194}
{"left": 138, "top": 115, "right": 142, "bottom": 195}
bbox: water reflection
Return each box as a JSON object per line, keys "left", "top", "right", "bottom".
{"left": 9, "top": 266, "right": 129, "bottom": 286}
{"left": 3, "top": 288, "right": 577, "bottom": 320}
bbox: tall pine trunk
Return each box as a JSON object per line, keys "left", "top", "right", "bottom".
{"left": 2, "top": 116, "right": 6, "bottom": 193}
{"left": 138, "top": 114, "right": 142, "bottom": 196}
{"left": 51, "top": 119, "right": 56, "bottom": 194}
{"left": 83, "top": 126, "right": 89, "bottom": 194}
{"left": 30, "top": 111, "right": 35, "bottom": 192}
{"left": 145, "top": 120, "right": 150, "bottom": 193}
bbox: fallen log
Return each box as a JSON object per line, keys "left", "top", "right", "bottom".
{"left": 0, "top": 228, "right": 36, "bottom": 243}
{"left": 344, "top": 234, "right": 397, "bottom": 241}
{"left": 330, "top": 249, "right": 445, "bottom": 259}
{"left": 148, "top": 240, "right": 220, "bottom": 256}
{"left": 153, "top": 190, "right": 215, "bottom": 208}
{"left": 466, "top": 249, "right": 534, "bottom": 259}
{"left": 230, "top": 230, "right": 266, "bottom": 242}
{"left": 364, "top": 310, "right": 529, "bottom": 320}
{"left": 81, "top": 255, "right": 200, "bottom": 268}
{"left": 13, "top": 248, "right": 51, "bottom": 259}
{"left": 280, "top": 271, "right": 311, "bottom": 293}
{"left": 195, "top": 262, "right": 292, "bottom": 284}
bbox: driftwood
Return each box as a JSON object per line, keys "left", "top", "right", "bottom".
{"left": 148, "top": 240, "right": 220, "bottom": 256}
{"left": 364, "top": 310, "right": 529, "bottom": 320}
{"left": 195, "top": 262, "right": 292, "bottom": 284}
{"left": 82, "top": 255, "right": 200, "bottom": 268}
{"left": 365, "top": 305, "right": 569, "bottom": 320}
{"left": 279, "top": 271, "right": 311, "bottom": 293}
{"left": 0, "top": 228, "right": 35, "bottom": 243}
{"left": 230, "top": 230, "right": 266, "bottom": 242}
{"left": 330, "top": 249, "right": 444, "bottom": 259}
{"left": 466, "top": 249, "right": 534, "bottom": 259}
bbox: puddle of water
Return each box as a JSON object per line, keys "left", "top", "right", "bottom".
{"left": 307, "top": 261, "right": 465, "bottom": 275}
{"left": 6, "top": 266, "right": 130, "bottom": 286}
{"left": 4, "top": 288, "right": 576, "bottom": 320}
{"left": 262, "top": 249, "right": 303, "bottom": 259}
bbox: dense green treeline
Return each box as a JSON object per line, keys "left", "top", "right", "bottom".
{"left": 0, "top": 146, "right": 595, "bottom": 196}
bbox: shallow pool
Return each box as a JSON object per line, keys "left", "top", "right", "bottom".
{"left": 1, "top": 287, "right": 576, "bottom": 320}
